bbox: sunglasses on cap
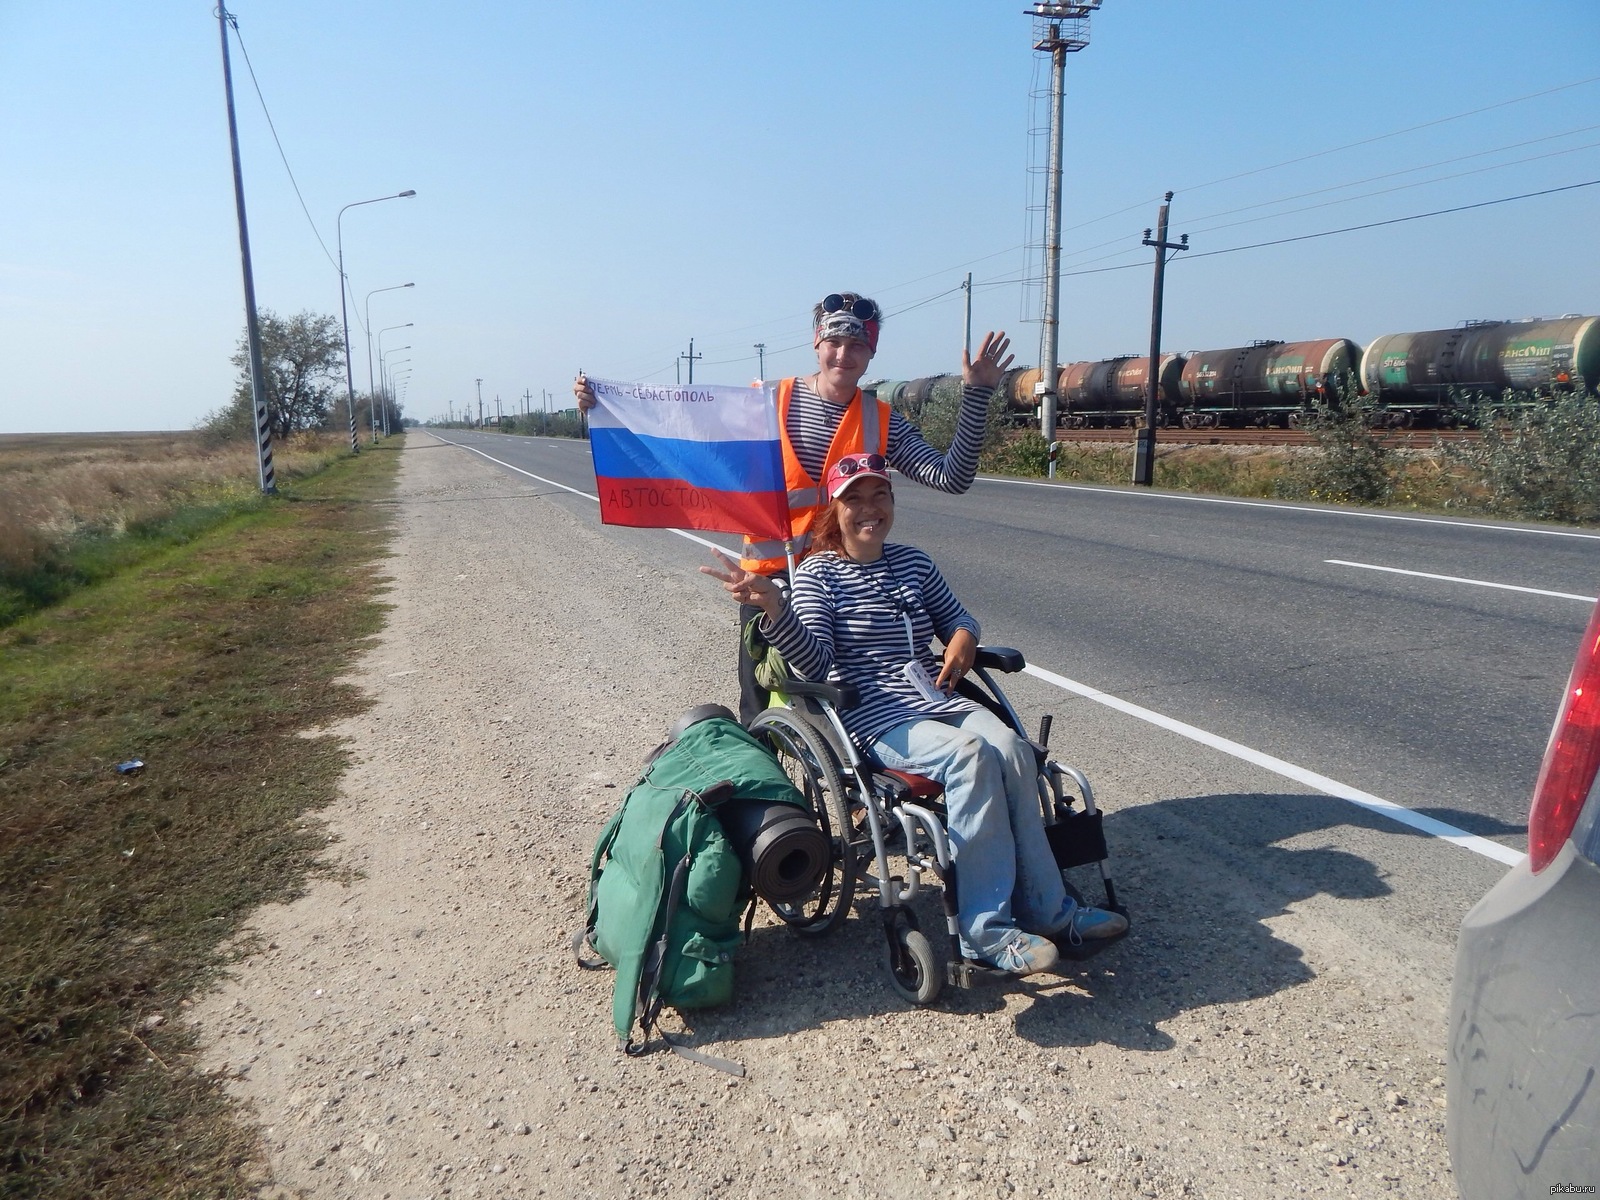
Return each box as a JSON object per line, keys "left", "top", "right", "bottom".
{"left": 834, "top": 453, "right": 888, "bottom": 478}
{"left": 822, "top": 294, "right": 882, "bottom": 323}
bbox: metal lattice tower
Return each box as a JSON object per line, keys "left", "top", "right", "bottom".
{"left": 1024, "top": 2, "right": 1102, "bottom": 459}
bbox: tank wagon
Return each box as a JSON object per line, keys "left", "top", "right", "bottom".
{"left": 1361, "top": 316, "right": 1600, "bottom": 425}
{"left": 873, "top": 315, "right": 1594, "bottom": 433}
{"left": 873, "top": 356, "right": 1181, "bottom": 429}
{"left": 1058, "top": 354, "right": 1184, "bottom": 427}
{"left": 1177, "top": 338, "right": 1360, "bottom": 427}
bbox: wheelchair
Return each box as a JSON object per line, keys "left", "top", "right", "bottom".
{"left": 746, "top": 646, "right": 1127, "bottom": 1005}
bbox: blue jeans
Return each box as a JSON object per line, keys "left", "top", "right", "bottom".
{"left": 869, "top": 706, "right": 1074, "bottom": 960}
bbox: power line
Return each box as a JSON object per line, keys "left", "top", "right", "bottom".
{"left": 1182, "top": 74, "right": 1600, "bottom": 197}
{"left": 1185, "top": 124, "right": 1600, "bottom": 225}
{"left": 1183, "top": 140, "right": 1600, "bottom": 238}
{"left": 229, "top": 18, "right": 339, "bottom": 275}
{"left": 1179, "top": 178, "right": 1600, "bottom": 262}
{"left": 954, "top": 74, "right": 1600, "bottom": 305}
{"left": 973, "top": 177, "right": 1600, "bottom": 284}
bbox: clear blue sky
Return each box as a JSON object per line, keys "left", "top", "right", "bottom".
{"left": 2, "top": 1, "right": 1596, "bottom": 433}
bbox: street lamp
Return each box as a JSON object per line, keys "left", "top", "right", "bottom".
{"left": 387, "top": 367, "right": 411, "bottom": 427}
{"left": 382, "top": 347, "right": 410, "bottom": 414}
{"left": 337, "top": 189, "right": 415, "bottom": 452}
{"left": 365, "top": 284, "right": 413, "bottom": 441}
{"left": 376, "top": 323, "right": 412, "bottom": 439}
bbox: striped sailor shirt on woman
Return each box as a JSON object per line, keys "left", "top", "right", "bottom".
{"left": 760, "top": 543, "right": 982, "bottom": 746}
{"left": 785, "top": 378, "right": 992, "bottom": 492}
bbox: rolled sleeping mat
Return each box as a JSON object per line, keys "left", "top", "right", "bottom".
{"left": 715, "top": 797, "right": 829, "bottom": 904}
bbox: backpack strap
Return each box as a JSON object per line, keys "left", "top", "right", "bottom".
{"left": 631, "top": 848, "right": 691, "bottom": 1052}
{"left": 627, "top": 793, "right": 747, "bottom": 1077}
{"left": 661, "top": 1030, "right": 746, "bottom": 1077}
{"left": 576, "top": 802, "right": 629, "bottom": 970}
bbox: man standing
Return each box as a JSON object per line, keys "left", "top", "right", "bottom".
{"left": 576, "top": 291, "right": 1013, "bottom": 722}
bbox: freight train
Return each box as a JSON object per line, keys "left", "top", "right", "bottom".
{"left": 870, "top": 315, "right": 1599, "bottom": 430}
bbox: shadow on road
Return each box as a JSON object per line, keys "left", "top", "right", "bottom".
{"left": 688, "top": 790, "right": 1521, "bottom": 1055}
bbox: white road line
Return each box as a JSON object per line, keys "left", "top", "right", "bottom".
{"left": 979, "top": 474, "right": 1600, "bottom": 541}
{"left": 432, "top": 432, "right": 1522, "bottom": 867}
{"left": 1327, "top": 559, "right": 1597, "bottom": 603}
{"left": 429, "top": 434, "right": 738, "bottom": 555}
{"left": 1021, "top": 662, "right": 1522, "bottom": 866}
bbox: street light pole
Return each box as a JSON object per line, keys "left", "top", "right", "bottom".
{"left": 365, "top": 283, "right": 413, "bottom": 441}
{"left": 216, "top": 2, "right": 274, "bottom": 494}
{"left": 376, "top": 323, "right": 412, "bottom": 439}
{"left": 337, "top": 189, "right": 415, "bottom": 453}
{"left": 382, "top": 349, "right": 411, "bottom": 409}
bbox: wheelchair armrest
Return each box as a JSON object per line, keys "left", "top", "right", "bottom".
{"left": 782, "top": 679, "right": 860, "bottom": 710}
{"left": 974, "top": 646, "right": 1025, "bottom": 673}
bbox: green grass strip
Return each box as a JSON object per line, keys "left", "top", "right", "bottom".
{"left": 0, "top": 439, "right": 403, "bottom": 1198}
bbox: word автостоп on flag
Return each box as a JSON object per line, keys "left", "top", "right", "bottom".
{"left": 587, "top": 378, "right": 789, "bottom": 540}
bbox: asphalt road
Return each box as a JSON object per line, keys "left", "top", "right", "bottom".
{"left": 424, "top": 429, "right": 1600, "bottom": 854}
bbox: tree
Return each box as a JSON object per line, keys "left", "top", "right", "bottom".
{"left": 205, "top": 309, "right": 346, "bottom": 442}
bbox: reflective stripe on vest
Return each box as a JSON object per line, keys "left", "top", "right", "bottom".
{"left": 740, "top": 378, "right": 890, "bottom": 575}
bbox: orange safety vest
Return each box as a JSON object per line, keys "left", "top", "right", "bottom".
{"left": 740, "top": 377, "right": 890, "bottom": 575}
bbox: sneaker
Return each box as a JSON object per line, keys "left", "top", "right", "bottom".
{"left": 985, "top": 931, "right": 1060, "bottom": 977}
{"left": 1053, "top": 905, "right": 1128, "bottom": 948}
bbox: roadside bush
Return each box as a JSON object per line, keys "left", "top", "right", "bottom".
{"left": 1443, "top": 385, "right": 1600, "bottom": 523}
{"left": 982, "top": 431, "right": 1052, "bottom": 476}
{"left": 1274, "top": 386, "right": 1394, "bottom": 505}
{"left": 913, "top": 378, "right": 1009, "bottom": 458}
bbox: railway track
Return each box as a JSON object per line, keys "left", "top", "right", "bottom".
{"left": 1048, "top": 426, "right": 1482, "bottom": 447}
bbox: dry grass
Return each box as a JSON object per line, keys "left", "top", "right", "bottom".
{"left": 0, "top": 439, "right": 402, "bottom": 1197}
{"left": 0, "top": 432, "right": 352, "bottom": 626}
{"left": 0, "top": 432, "right": 343, "bottom": 576}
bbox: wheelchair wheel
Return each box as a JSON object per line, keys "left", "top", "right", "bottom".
{"left": 748, "top": 708, "right": 857, "bottom": 935}
{"left": 885, "top": 924, "right": 940, "bottom": 1005}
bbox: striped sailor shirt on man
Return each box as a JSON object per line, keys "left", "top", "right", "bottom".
{"left": 785, "top": 378, "right": 993, "bottom": 492}
{"left": 760, "top": 543, "right": 982, "bottom": 746}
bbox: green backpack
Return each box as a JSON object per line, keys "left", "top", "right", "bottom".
{"left": 575, "top": 712, "right": 803, "bottom": 1070}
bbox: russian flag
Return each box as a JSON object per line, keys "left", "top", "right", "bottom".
{"left": 587, "top": 377, "right": 790, "bottom": 540}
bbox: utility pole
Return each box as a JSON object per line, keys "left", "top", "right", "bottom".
{"left": 495, "top": 395, "right": 502, "bottom": 427}
{"left": 475, "top": 378, "right": 483, "bottom": 428}
{"left": 962, "top": 273, "right": 973, "bottom": 360}
{"left": 216, "top": 2, "right": 274, "bottom": 495}
{"left": 754, "top": 343, "right": 766, "bottom": 381}
{"left": 680, "top": 338, "right": 702, "bottom": 385}
{"left": 1133, "top": 192, "right": 1188, "bottom": 487}
{"left": 1027, "top": 2, "right": 1102, "bottom": 476}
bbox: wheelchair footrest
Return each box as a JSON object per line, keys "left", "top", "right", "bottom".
{"left": 947, "top": 960, "right": 978, "bottom": 989}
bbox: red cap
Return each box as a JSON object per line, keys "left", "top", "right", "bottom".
{"left": 823, "top": 452, "right": 891, "bottom": 501}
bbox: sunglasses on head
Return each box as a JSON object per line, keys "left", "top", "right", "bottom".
{"left": 822, "top": 294, "right": 881, "bottom": 323}
{"left": 835, "top": 453, "right": 888, "bottom": 478}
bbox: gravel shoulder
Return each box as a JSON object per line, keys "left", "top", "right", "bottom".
{"left": 194, "top": 435, "right": 1460, "bottom": 1200}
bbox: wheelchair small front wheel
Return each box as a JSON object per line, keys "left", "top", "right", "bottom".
{"left": 885, "top": 925, "right": 941, "bottom": 1005}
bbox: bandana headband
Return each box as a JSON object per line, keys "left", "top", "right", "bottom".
{"left": 814, "top": 311, "right": 880, "bottom": 353}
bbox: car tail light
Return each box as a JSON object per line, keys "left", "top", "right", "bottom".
{"left": 1528, "top": 599, "right": 1600, "bottom": 873}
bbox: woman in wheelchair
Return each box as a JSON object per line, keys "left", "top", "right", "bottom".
{"left": 703, "top": 452, "right": 1127, "bottom": 977}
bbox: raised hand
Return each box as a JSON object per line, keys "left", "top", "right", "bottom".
{"left": 962, "top": 331, "right": 1014, "bottom": 390}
